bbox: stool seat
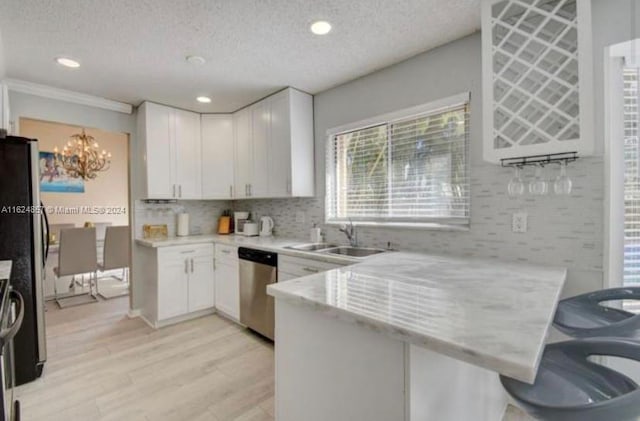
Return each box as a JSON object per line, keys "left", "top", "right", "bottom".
{"left": 500, "top": 338, "right": 640, "bottom": 421}
{"left": 554, "top": 287, "right": 640, "bottom": 338}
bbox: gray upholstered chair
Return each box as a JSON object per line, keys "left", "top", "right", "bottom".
{"left": 54, "top": 227, "right": 98, "bottom": 307}
{"left": 48, "top": 223, "right": 75, "bottom": 244}
{"left": 97, "top": 226, "right": 130, "bottom": 299}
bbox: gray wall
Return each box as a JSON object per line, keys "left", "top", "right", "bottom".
{"left": 237, "top": 30, "right": 605, "bottom": 297}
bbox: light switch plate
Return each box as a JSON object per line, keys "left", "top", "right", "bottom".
{"left": 512, "top": 212, "right": 528, "bottom": 233}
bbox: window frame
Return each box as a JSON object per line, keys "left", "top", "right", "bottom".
{"left": 325, "top": 92, "right": 471, "bottom": 230}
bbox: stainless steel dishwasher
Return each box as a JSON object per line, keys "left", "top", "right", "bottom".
{"left": 238, "top": 247, "right": 277, "bottom": 340}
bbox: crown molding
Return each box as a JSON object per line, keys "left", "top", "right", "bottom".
{"left": 3, "top": 78, "right": 133, "bottom": 114}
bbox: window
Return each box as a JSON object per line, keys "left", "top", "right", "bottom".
{"left": 624, "top": 67, "right": 640, "bottom": 287}
{"left": 325, "top": 93, "right": 470, "bottom": 228}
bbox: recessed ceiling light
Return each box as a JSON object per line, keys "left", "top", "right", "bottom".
{"left": 186, "top": 55, "right": 206, "bottom": 65}
{"left": 310, "top": 21, "right": 332, "bottom": 35}
{"left": 196, "top": 96, "right": 212, "bottom": 103}
{"left": 55, "top": 57, "right": 80, "bottom": 68}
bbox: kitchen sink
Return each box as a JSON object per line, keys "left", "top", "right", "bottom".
{"left": 320, "top": 246, "right": 387, "bottom": 258}
{"left": 286, "top": 243, "right": 338, "bottom": 252}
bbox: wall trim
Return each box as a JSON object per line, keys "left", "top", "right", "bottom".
{"left": 4, "top": 78, "right": 133, "bottom": 114}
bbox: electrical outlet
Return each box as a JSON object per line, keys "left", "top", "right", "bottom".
{"left": 296, "top": 211, "right": 306, "bottom": 224}
{"left": 512, "top": 212, "right": 528, "bottom": 233}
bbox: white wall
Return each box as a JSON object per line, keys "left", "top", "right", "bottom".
{"left": 20, "top": 117, "right": 129, "bottom": 226}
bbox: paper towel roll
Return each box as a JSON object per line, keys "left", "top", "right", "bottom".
{"left": 177, "top": 213, "right": 189, "bottom": 237}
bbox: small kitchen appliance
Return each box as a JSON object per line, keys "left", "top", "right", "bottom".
{"left": 234, "top": 212, "right": 250, "bottom": 235}
{"left": 259, "top": 216, "right": 274, "bottom": 237}
{"left": 243, "top": 222, "right": 259, "bottom": 237}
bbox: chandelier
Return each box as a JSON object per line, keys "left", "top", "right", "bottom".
{"left": 53, "top": 130, "right": 111, "bottom": 180}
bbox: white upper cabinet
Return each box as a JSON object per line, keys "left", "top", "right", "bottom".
{"left": 201, "top": 114, "right": 234, "bottom": 199}
{"left": 481, "top": 0, "right": 593, "bottom": 163}
{"left": 138, "top": 102, "right": 202, "bottom": 199}
{"left": 140, "top": 87, "right": 314, "bottom": 200}
{"left": 268, "top": 88, "right": 314, "bottom": 197}
{"left": 234, "top": 108, "right": 252, "bottom": 199}
{"left": 139, "top": 102, "right": 174, "bottom": 199}
{"left": 250, "top": 100, "right": 270, "bottom": 198}
{"left": 233, "top": 87, "right": 314, "bottom": 199}
{"left": 174, "top": 109, "right": 202, "bottom": 199}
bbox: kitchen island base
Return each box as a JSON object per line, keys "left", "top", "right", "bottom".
{"left": 275, "top": 300, "right": 508, "bottom": 421}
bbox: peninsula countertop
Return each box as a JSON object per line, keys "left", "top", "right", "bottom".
{"left": 267, "top": 251, "right": 567, "bottom": 384}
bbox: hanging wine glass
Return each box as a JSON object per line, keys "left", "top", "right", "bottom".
{"left": 507, "top": 166, "right": 525, "bottom": 197}
{"left": 554, "top": 161, "right": 573, "bottom": 195}
{"left": 529, "top": 165, "right": 548, "bottom": 196}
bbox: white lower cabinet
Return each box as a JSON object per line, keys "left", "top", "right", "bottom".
{"left": 279, "top": 255, "right": 347, "bottom": 280}
{"left": 155, "top": 244, "right": 214, "bottom": 323}
{"left": 214, "top": 244, "right": 240, "bottom": 321}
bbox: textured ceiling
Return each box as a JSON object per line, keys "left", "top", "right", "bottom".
{"left": 0, "top": 0, "right": 480, "bottom": 112}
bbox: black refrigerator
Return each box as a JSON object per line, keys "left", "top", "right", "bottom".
{"left": 0, "top": 134, "right": 47, "bottom": 385}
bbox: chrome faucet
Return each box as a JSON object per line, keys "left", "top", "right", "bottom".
{"left": 339, "top": 219, "right": 358, "bottom": 247}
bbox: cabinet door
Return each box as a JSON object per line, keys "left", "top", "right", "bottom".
{"left": 234, "top": 108, "right": 252, "bottom": 199}
{"left": 174, "top": 109, "right": 202, "bottom": 199}
{"left": 201, "top": 115, "right": 234, "bottom": 199}
{"left": 158, "top": 257, "right": 189, "bottom": 320}
{"left": 143, "top": 102, "right": 175, "bottom": 198}
{"left": 268, "top": 92, "right": 292, "bottom": 197}
{"left": 481, "top": 0, "right": 593, "bottom": 163}
{"left": 188, "top": 254, "right": 215, "bottom": 312}
{"left": 214, "top": 261, "right": 240, "bottom": 320}
{"left": 250, "top": 101, "right": 270, "bottom": 198}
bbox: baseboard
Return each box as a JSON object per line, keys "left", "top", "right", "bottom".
{"left": 127, "top": 308, "right": 142, "bottom": 319}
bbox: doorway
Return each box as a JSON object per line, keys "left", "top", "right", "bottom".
{"left": 18, "top": 117, "right": 132, "bottom": 306}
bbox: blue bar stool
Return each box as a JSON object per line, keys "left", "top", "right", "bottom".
{"left": 554, "top": 287, "right": 640, "bottom": 338}
{"left": 500, "top": 338, "right": 640, "bottom": 421}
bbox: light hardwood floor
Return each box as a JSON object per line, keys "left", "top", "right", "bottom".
{"left": 16, "top": 298, "right": 275, "bottom": 421}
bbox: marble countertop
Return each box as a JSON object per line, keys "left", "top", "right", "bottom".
{"left": 267, "top": 251, "right": 566, "bottom": 384}
{"left": 135, "top": 234, "right": 361, "bottom": 265}
{"left": 0, "top": 261, "right": 11, "bottom": 280}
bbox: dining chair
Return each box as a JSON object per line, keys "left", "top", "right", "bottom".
{"left": 48, "top": 223, "right": 75, "bottom": 244}
{"left": 97, "top": 226, "right": 130, "bottom": 299}
{"left": 54, "top": 227, "right": 99, "bottom": 308}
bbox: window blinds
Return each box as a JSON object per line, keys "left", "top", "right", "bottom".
{"left": 326, "top": 99, "right": 470, "bottom": 226}
{"left": 624, "top": 67, "right": 640, "bottom": 286}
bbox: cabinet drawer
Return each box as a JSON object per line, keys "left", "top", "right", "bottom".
{"left": 279, "top": 255, "right": 346, "bottom": 278}
{"left": 215, "top": 244, "right": 238, "bottom": 263}
{"left": 158, "top": 244, "right": 213, "bottom": 260}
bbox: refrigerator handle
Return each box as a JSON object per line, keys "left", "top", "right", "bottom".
{"left": 41, "top": 201, "right": 49, "bottom": 264}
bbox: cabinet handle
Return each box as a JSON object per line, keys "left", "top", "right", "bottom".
{"left": 179, "top": 185, "right": 182, "bottom": 198}
{"left": 221, "top": 250, "right": 231, "bottom": 254}
{"left": 287, "top": 179, "right": 291, "bottom": 194}
{"left": 245, "top": 184, "right": 248, "bottom": 196}
{"left": 184, "top": 259, "right": 188, "bottom": 274}
{"left": 173, "top": 184, "right": 176, "bottom": 198}
{"left": 190, "top": 258, "right": 194, "bottom": 273}
{"left": 180, "top": 250, "right": 195, "bottom": 254}
{"left": 303, "top": 267, "right": 320, "bottom": 273}
{"left": 249, "top": 184, "right": 252, "bottom": 196}
{"left": 229, "top": 185, "right": 233, "bottom": 198}
{"left": 213, "top": 258, "right": 216, "bottom": 270}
